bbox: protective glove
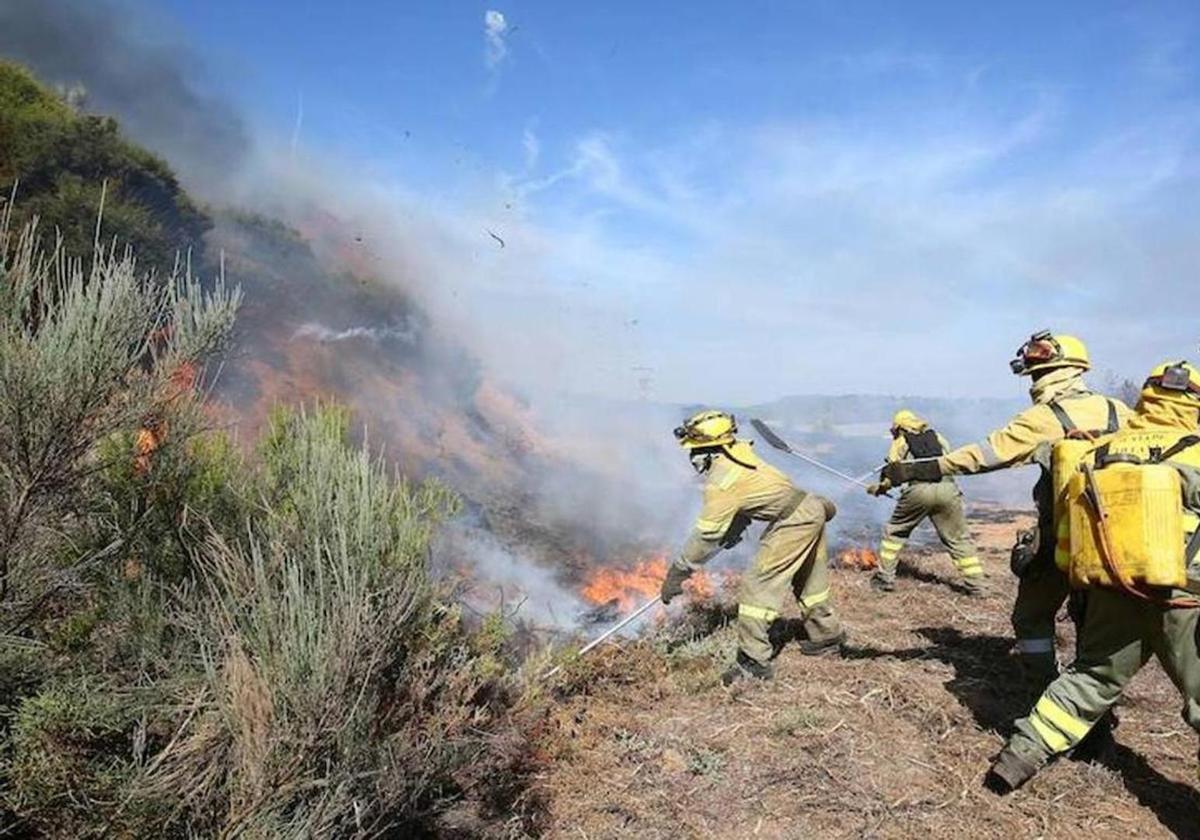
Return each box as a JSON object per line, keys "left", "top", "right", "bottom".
{"left": 865, "top": 480, "right": 891, "bottom": 497}
{"left": 1009, "top": 528, "right": 1039, "bottom": 578}
{"left": 719, "top": 512, "right": 751, "bottom": 549}
{"left": 882, "top": 459, "right": 942, "bottom": 486}
{"left": 660, "top": 563, "right": 693, "bottom": 605}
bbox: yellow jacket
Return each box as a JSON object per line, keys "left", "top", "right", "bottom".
{"left": 678, "top": 442, "right": 806, "bottom": 568}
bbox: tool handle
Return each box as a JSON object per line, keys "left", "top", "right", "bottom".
{"left": 577, "top": 597, "right": 661, "bottom": 657}
{"left": 543, "top": 597, "right": 662, "bottom": 680}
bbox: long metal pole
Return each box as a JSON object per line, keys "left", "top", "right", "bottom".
{"left": 853, "top": 460, "right": 890, "bottom": 485}
{"left": 781, "top": 447, "right": 880, "bottom": 492}
{"left": 543, "top": 597, "right": 661, "bottom": 679}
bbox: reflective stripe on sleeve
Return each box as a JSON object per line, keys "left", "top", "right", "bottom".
{"left": 980, "top": 440, "right": 1003, "bottom": 468}
{"left": 799, "top": 588, "right": 830, "bottom": 609}
{"left": 738, "top": 603, "right": 779, "bottom": 622}
{"left": 1016, "top": 637, "right": 1055, "bottom": 654}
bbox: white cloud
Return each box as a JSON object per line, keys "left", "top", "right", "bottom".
{"left": 458, "top": 95, "right": 1200, "bottom": 403}
{"left": 286, "top": 77, "right": 1200, "bottom": 407}
{"left": 484, "top": 10, "right": 509, "bottom": 70}
{"left": 522, "top": 125, "right": 540, "bottom": 170}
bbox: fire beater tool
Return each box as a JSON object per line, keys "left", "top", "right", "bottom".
{"left": 750, "top": 418, "right": 895, "bottom": 498}
{"left": 543, "top": 596, "right": 662, "bottom": 680}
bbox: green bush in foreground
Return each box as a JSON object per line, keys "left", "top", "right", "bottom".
{"left": 0, "top": 216, "right": 547, "bottom": 837}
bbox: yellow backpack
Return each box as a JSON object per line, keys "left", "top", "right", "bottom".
{"left": 1047, "top": 398, "right": 1122, "bottom": 572}
{"left": 1060, "top": 435, "right": 1200, "bottom": 593}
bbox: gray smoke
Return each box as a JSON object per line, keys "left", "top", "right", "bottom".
{"left": 0, "top": 0, "right": 251, "bottom": 193}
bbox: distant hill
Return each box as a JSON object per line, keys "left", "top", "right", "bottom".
{"left": 742, "top": 392, "right": 1033, "bottom": 507}
{"left": 744, "top": 392, "right": 1024, "bottom": 446}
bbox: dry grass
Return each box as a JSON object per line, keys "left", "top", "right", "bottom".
{"left": 535, "top": 509, "right": 1200, "bottom": 839}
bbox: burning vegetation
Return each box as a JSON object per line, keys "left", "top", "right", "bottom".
{"left": 579, "top": 554, "right": 725, "bottom": 624}
{"left": 581, "top": 554, "right": 671, "bottom": 614}
{"left": 835, "top": 545, "right": 880, "bottom": 570}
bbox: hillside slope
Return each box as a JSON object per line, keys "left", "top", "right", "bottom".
{"left": 0, "top": 60, "right": 208, "bottom": 271}
{"left": 539, "top": 508, "right": 1200, "bottom": 839}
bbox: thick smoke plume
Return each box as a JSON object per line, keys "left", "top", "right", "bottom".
{"left": 0, "top": 0, "right": 251, "bottom": 192}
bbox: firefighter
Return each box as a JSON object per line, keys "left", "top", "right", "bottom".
{"left": 884, "top": 332, "right": 1132, "bottom": 694}
{"left": 661, "top": 410, "right": 846, "bottom": 684}
{"left": 988, "top": 360, "right": 1200, "bottom": 791}
{"left": 867, "top": 409, "right": 984, "bottom": 595}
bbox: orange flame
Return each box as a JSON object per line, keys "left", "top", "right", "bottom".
{"left": 837, "top": 547, "right": 879, "bottom": 570}
{"left": 580, "top": 554, "right": 717, "bottom": 613}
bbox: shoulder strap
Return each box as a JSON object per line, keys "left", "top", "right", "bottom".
{"left": 1047, "top": 401, "right": 1077, "bottom": 434}
{"left": 1187, "top": 527, "right": 1200, "bottom": 566}
{"left": 1153, "top": 435, "right": 1200, "bottom": 566}
{"left": 1104, "top": 399, "right": 1120, "bottom": 434}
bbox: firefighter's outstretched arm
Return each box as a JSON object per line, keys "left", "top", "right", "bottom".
{"left": 883, "top": 407, "right": 1055, "bottom": 485}
{"left": 940, "top": 407, "right": 1057, "bottom": 476}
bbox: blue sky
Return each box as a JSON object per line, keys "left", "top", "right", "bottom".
{"left": 159, "top": 0, "right": 1200, "bottom": 404}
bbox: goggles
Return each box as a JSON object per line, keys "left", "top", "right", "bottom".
{"left": 1145, "top": 362, "right": 1200, "bottom": 397}
{"left": 1009, "top": 329, "right": 1058, "bottom": 375}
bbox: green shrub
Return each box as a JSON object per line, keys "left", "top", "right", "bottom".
{"left": 0, "top": 211, "right": 240, "bottom": 608}
{"left": 0, "top": 60, "right": 210, "bottom": 271}
{"left": 5, "top": 681, "right": 157, "bottom": 836}
{"left": 0, "top": 162, "right": 548, "bottom": 836}
{"left": 136, "top": 406, "right": 546, "bottom": 836}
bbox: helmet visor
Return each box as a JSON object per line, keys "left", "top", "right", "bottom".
{"left": 1146, "top": 364, "right": 1200, "bottom": 397}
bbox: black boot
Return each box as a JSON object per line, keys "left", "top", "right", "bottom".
{"left": 721, "top": 650, "right": 773, "bottom": 686}
{"left": 985, "top": 747, "right": 1040, "bottom": 793}
{"left": 798, "top": 629, "right": 847, "bottom": 656}
{"left": 870, "top": 572, "right": 895, "bottom": 593}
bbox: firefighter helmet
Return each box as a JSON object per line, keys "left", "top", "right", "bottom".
{"left": 1141, "top": 360, "right": 1200, "bottom": 406}
{"left": 891, "top": 409, "right": 926, "bottom": 434}
{"left": 1010, "top": 331, "right": 1091, "bottom": 376}
{"left": 674, "top": 410, "right": 737, "bottom": 449}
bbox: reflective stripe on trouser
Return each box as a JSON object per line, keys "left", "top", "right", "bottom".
{"left": 1011, "top": 557, "right": 1071, "bottom": 694}
{"left": 955, "top": 555, "right": 983, "bottom": 578}
{"left": 1008, "top": 586, "right": 1200, "bottom": 765}
{"left": 736, "top": 495, "right": 843, "bottom": 665}
{"left": 881, "top": 482, "right": 980, "bottom": 579}
{"left": 877, "top": 537, "right": 906, "bottom": 576}
{"left": 1026, "top": 696, "right": 1091, "bottom": 753}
